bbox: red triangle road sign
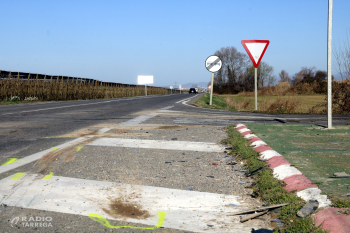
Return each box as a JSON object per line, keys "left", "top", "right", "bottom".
{"left": 241, "top": 40, "right": 270, "bottom": 68}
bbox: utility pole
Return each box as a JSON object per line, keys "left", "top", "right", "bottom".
{"left": 327, "top": 0, "right": 333, "bottom": 129}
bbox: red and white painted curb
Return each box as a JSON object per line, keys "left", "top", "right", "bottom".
{"left": 234, "top": 123, "right": 350, "bottom": 233}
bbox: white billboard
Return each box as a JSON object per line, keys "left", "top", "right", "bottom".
{"left": 137, "top": 75, "right": 154, "bottom": 85}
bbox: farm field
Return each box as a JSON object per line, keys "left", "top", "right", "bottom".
{"left": 195, "top": 93, "right": 326, "bottom": 114}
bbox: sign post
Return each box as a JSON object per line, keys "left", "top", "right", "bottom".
{"left": 179, "top": 85, "right": 182, "bottom": 94}
{"left": 241, "top": 40, "right": 270, "bottom": 110}
{"left": 170, "top": 86, "right": 173, "bottom": 94}
{"left": 205, "top": 55, "right": 222, "bottom": 105}
{"left": 137, "top": 76, "right": 154, "bottom": 96}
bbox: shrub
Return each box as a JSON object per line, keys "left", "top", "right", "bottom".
{"left": 267, "top": 96, "right": 301, "bottom": 113}
{"left": 24, "top": 96, "right": 39, "bottom": 101}
{"left": 10, "top": 96, "right": 20, "bottom": 101}
{"left": 309, "top": 79, "right": 350, "bottom": 114}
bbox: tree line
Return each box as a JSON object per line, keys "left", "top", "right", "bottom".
{"left": 211, "top": 32, "right": 350, "bottom": 94}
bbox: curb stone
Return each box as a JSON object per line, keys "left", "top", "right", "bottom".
{"left": 234, "top": 123, "right": 350, "bottom": 233}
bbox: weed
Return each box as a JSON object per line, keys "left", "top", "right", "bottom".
{"left": 226, "top": 125, "right": 327, "bottom": 232}
{"left": 332, "top": 199, "right": 350, "bottom": 208}
{"left": 309, "top": 79, "right": 350, "bottom": 115}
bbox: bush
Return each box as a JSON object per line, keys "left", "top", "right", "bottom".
{"left": 24, "top": 96, "right": 39, "bottom": 101}
{"left": 309, "top": 79, "right": 350, "bottom": 114}
{"left": 267, "top": 96, "right": 301, "bottom": 113}
{"left": 10, "top": 96, "right": 20, "bottom": 101}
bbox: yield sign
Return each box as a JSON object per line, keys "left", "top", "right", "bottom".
{"left": 241, "top": 40, "right": 270, "bottom": 68}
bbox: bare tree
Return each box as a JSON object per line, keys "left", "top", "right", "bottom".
{"left": 334, "top": 28, "right": 350, "bottom": 80}
{"left": 300, "top": 66, "right": 316, "bottom": 78}
{"left": 213, "top": 46, "right": 249, "bottom": 87}
{"left": 248, "top": 62, "right": 275, "bottom": 88}
{"left": 291, "top": 67, "right": 316, "bottom": 85}
{"left": 279, "top": 70, "right": 291, "bottom": 83}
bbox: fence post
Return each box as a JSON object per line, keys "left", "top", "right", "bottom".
{"left": 66, "top": 76, "right": 69, "bottom": 100}
{"left": 16, "top": 72, "right": 19, "bottom": 98}
{"left": 34, "top": 74, "right": 38, "bottom": 98}
{"left": 43, "top": 74, "right": 46, "bottom": 101}
{"left": 27, "top": 73, "right": 30, "bottom": 97}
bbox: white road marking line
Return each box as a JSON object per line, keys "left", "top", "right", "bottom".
{"left": 160, "top": 105, "right": 174, "bottom": 110}
{"left": 181, "top": 96, "right": 197, "bottom": 106}
{"left": 2, "top": 100, "right": 117, "bottom": 115}
{"left": 0, "top": 173, "right": 257, "bottom": 232}
{"left": 175, "top": 97, "right": 192, "bottom": 103}
{"left": 0, "top": 108, "right": 167, "bottom": 174}
{"left": 88, "top": 138, "right": 225, "bottom": 152}
{"left": 0, "top": 137, "right": 93, "bottom": 175}
{"left": 118, "top": 112, "right": 159, "bottom": 126}
{"left": 1, "top": 95, "right": 166, "bottom": 115}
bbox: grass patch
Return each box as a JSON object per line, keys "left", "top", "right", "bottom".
{"left": 194, "top": 93, "right": 235, "bottom": 111}
{"left": 195, "top": 93, "right": 326, "bottom": 114}
{"left": 246, "top": 123, "right": 350, "bottom": 200}
{"left": 0, "top": 99, "right": 43, "bottom": 105}
{"left": 226, "top": 125, "right": 327, "bottom": 232}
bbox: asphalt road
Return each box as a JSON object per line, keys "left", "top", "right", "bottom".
{"left": 0, "top": 93, "right": 349, "bottom": 233}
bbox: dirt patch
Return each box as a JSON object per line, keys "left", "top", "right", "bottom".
{"left": 102, "top": 194, "right": 151, "bottom": 220}
{"left": 157, "top": 125, "right": 186, "bottom": 129}
{"left": 33, "top": 137, "right": 96, "bottom": 174}
{"left": 337, "top": 208, "right": 350, "bottom": 215}
{"left": 64, "top": 151, "right": 75, "bottom": 162}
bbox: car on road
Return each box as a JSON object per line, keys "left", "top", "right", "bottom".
{"left": 189, "top": 88, "right": 197, "bottom": 94}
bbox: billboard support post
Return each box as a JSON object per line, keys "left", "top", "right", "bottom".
{"left": 137, "top": 76, "right": 153, "bottom": 97}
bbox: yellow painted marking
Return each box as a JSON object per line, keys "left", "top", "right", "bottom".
{"left": 43, "top": 172, "right": 54, "bottom": 179}
{"left": 17, "top": 160, "right": 30, "bottom": 163}
{"left": 76, "top": 146, "right": 83, "bottom": 151}
{"left": 89, "top": 212, "right": 166, "bottom": 230}
{"left": 11, "top": 172, "right": 25, "bottom": 180}
{"left": 1, "top": 158, "right": 18, "bottom": 166}
{"left": 52, "top": 147, "right": 58, "bottom": 151}
{"left": 43, "top": 136, "right": 52, "bottom": 139}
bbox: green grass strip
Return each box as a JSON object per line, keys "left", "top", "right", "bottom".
{"left": 1, "top": 158, "right": 18, "bottom": 166}
{"left": 226, "top": 125, "right": 328, "bottom": 233}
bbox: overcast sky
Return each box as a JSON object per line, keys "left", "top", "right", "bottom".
{"left": 1, "top": 0, "right": 349, "bottom": 87}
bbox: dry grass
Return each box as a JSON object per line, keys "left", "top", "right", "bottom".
{"left": 240, "top": 82, "right": 292, "bottom": 96}
{"left": 0, "top": 74, "right": 169, "bottom": 101}
{"left": 225, "top": 94, "right": 325, "bottom": 113}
